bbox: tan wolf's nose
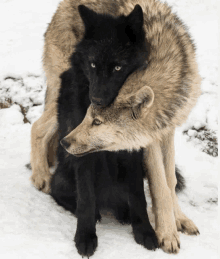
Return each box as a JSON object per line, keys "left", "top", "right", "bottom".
{"left": 60, "top": 139, "right": 71, "bottom": 149}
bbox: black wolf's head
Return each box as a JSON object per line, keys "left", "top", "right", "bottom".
{"left": 73, "top": 4, "right": 149, "bottom": 107}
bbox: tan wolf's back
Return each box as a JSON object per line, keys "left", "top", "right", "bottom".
{"left": 43, "top": 0, "right": 201, "bottom": 128}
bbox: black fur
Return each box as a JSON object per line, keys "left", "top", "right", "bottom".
{"left": 51, "top": 63, "right": 158, "bottom": 257}
{"left": 74, "top": 4, "right": 150, "bottom": 107}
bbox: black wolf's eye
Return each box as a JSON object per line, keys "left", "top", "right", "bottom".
{"left": 115, "top": 66, "right": 122, "bottom": 71}
{"left": 91, "top": 63, "right": 96, "bottom": 68}
{"left": 92, "top": 119, "right": 102, "bottom": 126}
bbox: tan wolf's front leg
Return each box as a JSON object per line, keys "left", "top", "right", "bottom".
{"left": 30, "top": 104, "right": 58, "bottom": 194}
{"left": 161, "top": 129, "right": 200, "bottom": 236}
{"left": 143, "top": 141, "right": 180, "bottom": 254}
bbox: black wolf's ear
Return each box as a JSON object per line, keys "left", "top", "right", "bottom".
{"left": 117, "top": 86, "right": 154, "bottom": 120}
{"left": 126, "top": 5, "right": 144, "bottom": 41}
{"left": 78, "top": 5, "right": 97, "bottom": 29}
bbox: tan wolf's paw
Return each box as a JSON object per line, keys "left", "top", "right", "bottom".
{"left": 156, "top": 230, "right": 180, "bottom": 254}
{"left": 176, "top": 218, "right": 200, "bottom": 236}
{"left": 30, "top": 171, "right": 51, "bottom": 194}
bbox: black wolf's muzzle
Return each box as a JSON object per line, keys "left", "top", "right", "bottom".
{"left": 91, "top": 97, "right": 103, "bottom": 106}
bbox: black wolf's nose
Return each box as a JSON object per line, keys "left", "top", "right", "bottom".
{"left": 91, "top": 97, "right": 103, "bottom": 106}
{"left": 60, "top": 139, "right": 71, "bottom": 149}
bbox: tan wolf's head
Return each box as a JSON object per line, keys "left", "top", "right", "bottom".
{"left": 60, "top": 86, "right": 155, "bottom": 156}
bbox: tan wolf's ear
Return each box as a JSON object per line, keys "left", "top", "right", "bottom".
{"left": 118, "top": 86, "right": 154, "bottom": 119}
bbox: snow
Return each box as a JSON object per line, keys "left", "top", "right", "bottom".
{"left": 0, "top": 0, "right": 218, "bottom": 258}
{"left": 26, "top": 105, "right": 44, "bottom": 124}
{"left": 0, "top": 104, "right": 24, "bottom": 126}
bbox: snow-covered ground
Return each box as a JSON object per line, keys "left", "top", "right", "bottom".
{"left": 0, "top": 0, "right": 218, "bottom": 258}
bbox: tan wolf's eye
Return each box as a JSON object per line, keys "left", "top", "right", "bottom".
{"left": 92, "top": 119, "right": 102, "bottom": 126}
{"left": 91, "top": 63, "right": 96, "bottom": 68}
{"left": 115, "top": 66, "right": 122, "bottom": 71}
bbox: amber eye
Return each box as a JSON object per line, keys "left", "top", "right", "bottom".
{"left": 91, "top": 63, "right": 96, "bottom": 68}
{"left": 115, "top": 66, "right": 122, "bottom": 71}
{"left": 92, "top": 119, "right": 102, "bottom": 126}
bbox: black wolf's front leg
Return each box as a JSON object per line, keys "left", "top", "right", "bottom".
{"left": 74, "top": 162, "right": 98, "bottom": 257}
{"left": 127, "top": 156, "right": 158, "bottom": 250}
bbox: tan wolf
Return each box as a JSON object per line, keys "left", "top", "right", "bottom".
{"left": 31, "top": 0, "right": 201, "bottom": 254}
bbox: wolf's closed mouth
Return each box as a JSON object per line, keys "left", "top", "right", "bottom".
{"left": 72, "top": 148, "right": 98, "bottom": 157}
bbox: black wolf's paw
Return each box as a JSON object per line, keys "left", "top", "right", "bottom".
{"left": 74, "top": 232, "right": 98, "bottom": 257}
{"left": 133, "top": 225, "right": 159, "bottom": 251}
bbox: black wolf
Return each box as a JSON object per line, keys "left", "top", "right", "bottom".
{"left": 50, "top": 65, "right": 158, "bottom": 257}
{"left": 74, "top": 4, "right": 149, "bottom": 107}
{"left": 50, "top": 5, "right": 188, "bottom": 257}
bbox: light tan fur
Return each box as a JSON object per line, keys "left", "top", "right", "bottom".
{"left": 31, "top": 0, "right": 200, "bottom": 253}
{"left": 143, "top": 139, "right": 180, "bottom": 253}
